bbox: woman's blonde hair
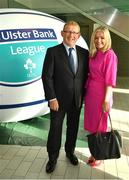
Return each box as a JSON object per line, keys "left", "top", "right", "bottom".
{"left": 89, "top": 26, "right": 112, "bottom": 58}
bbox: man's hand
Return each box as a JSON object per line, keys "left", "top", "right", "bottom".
{"left": 49, "top": 99, "right": 59, "bottom": 111}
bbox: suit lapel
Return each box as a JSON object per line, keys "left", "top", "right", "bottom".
{"left": 75, "top": 46, "right": 81, "bottom": 76}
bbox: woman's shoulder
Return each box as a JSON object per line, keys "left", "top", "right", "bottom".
{"left": 104, "top": 49, "right": 117, "bottom": 59}
{"left": 105, "top": 49, "right": 118, "bottom": 65}
{"left": 106, "top": 48, "right": 116, "bottom": 55}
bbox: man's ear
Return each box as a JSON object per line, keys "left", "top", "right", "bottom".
{"left": 78, "top": 33, "right": 81, "bottom": 39}
{"left": 61, "top": 30, "right": 64, "bottom": 37}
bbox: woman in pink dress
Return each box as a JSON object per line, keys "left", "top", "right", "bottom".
{"left": 84, "top": 26, "right": 118, "bottom": 167}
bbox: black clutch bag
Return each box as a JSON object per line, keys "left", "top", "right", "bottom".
{"left": 87, "top": 114, "right": 122, "bottom": 160}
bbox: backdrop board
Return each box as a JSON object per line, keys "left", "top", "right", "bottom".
{"left": 0, "top": 8, "right": 88, "bottom": 122}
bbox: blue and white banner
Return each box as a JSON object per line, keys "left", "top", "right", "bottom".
{"left": 0, "top": 8, "right": 88, "bottom": 122}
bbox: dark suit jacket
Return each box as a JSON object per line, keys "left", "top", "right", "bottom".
{"left": 42, "top": 43, "right": 89, "bottom": 110}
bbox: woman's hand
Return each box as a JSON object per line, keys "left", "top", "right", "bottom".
{"left": 103, "top": 86, "right": 112, "bottom": 112}
{"left": 102, "top": 101, "right": 110, "bottom": 113}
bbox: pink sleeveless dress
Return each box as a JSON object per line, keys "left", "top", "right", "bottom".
{"left": 84, "top": 49, "right": 117, "bottom": 133}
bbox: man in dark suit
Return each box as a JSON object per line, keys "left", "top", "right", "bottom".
{"left": 42, "top": 21, "right": 89, "bottom": 173}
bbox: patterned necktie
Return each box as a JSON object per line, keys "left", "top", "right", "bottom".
{"left": 68, "top": 48, "right": 75, "bottom": 74}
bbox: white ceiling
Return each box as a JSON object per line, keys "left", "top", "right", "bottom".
{"left": 1, "top": 0, "right": 129, "bottom": 41}
{"left": 13, "top": 0, "right": 129, "bottom": 41}
{"left": 14, "top": 0, "right": 111, "bottom": 14}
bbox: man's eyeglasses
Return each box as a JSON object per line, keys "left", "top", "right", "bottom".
{"left": 63, "top": 31, "right": 80, "bottom": 35}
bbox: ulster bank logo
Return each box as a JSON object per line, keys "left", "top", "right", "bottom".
{"left": 0, "top": 28, "right": 57, "bottom": 42}
{"left": 0, "top": 28, "right": 58, "bottom": 86}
